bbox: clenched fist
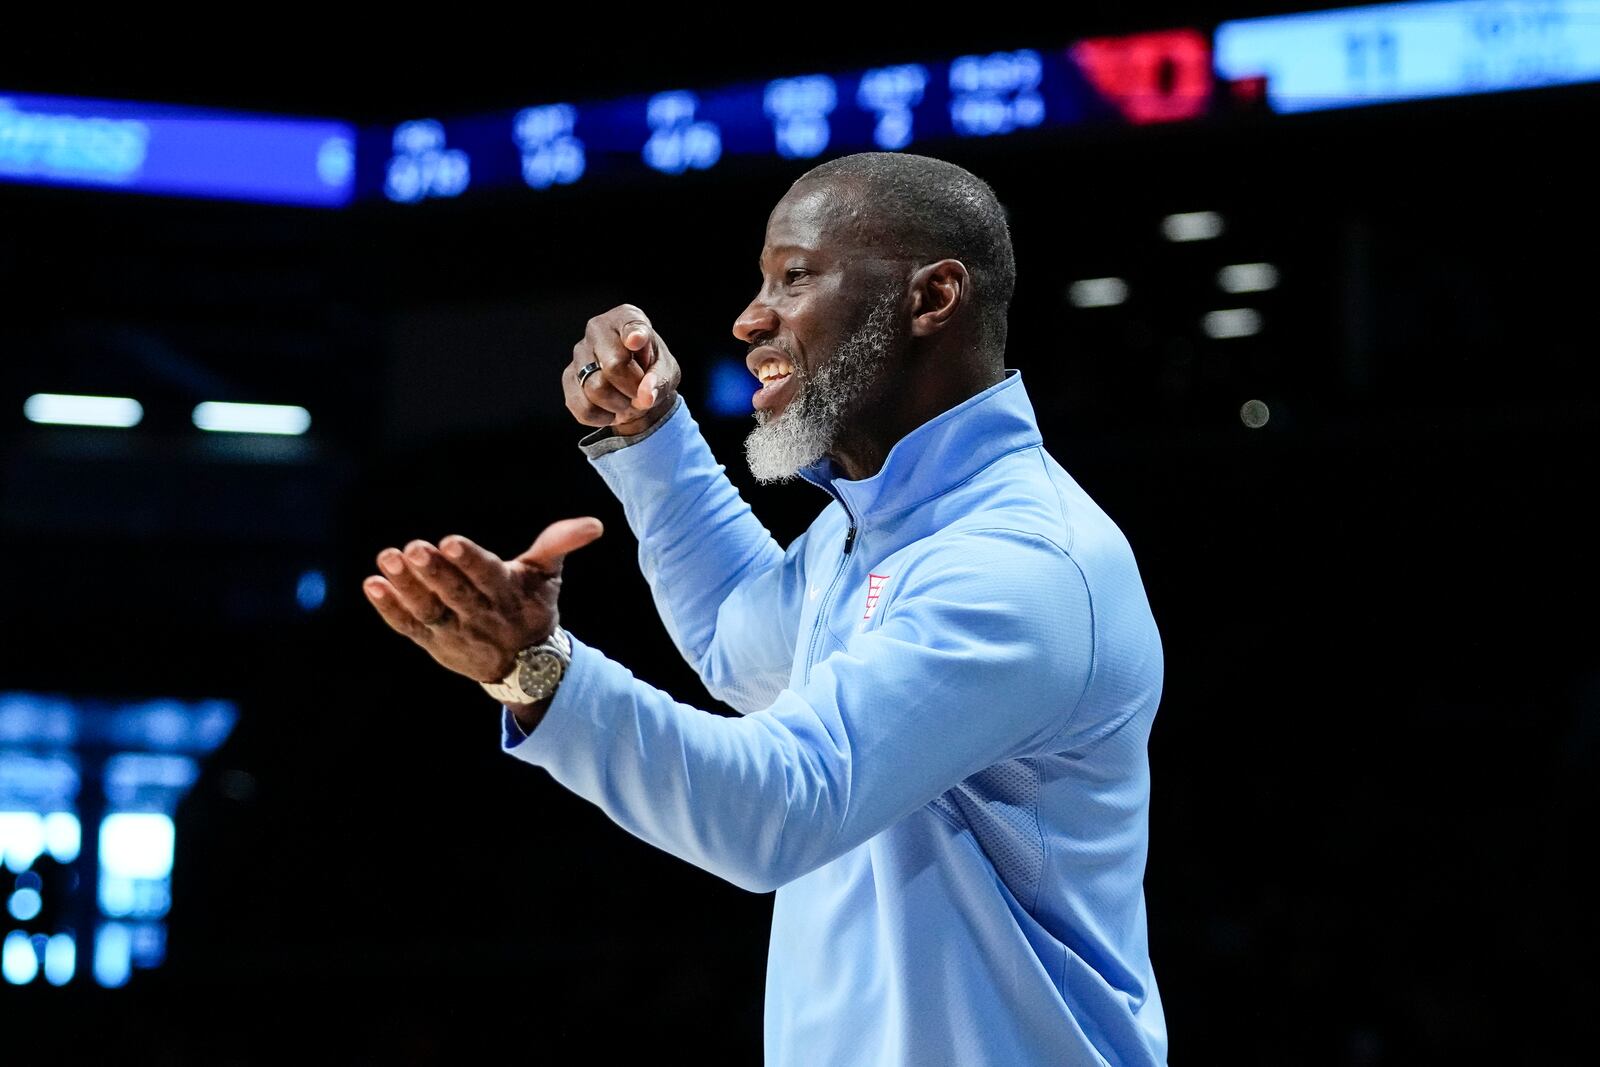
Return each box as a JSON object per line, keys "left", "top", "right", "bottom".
{"left": 362, "top": 517, "right": 605, "bottom": 685}
{"left": 565, "top": 304, "right": 682, "bottom": 436}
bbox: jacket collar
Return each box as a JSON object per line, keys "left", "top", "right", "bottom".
{"left": 796, "top": 368, "right": 1041, "bottom": 525}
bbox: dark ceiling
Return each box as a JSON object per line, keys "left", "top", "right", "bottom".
{"left": 11, "top": 3, "right": 1330, "bottom": 121}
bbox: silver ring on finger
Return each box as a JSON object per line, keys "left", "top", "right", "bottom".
{"left": 577, "top": 361, "right": 602, "bottom": 387}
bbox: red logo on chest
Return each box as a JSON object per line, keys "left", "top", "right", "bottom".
{"left": 863, "top": 573, "right": 891, "bottom": 620}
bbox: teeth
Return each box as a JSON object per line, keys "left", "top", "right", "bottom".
{"left": 757, "top": 357, "right": 793, "bottom": 383}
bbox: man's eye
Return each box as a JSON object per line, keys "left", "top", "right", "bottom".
{"left": 786, "top": 269, "right": 808, "bottom": 283}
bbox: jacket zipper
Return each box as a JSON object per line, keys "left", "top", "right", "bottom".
{"left": 804, "top": 490, "right": 857, "bottom": 679}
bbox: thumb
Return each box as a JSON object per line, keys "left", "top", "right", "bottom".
{"left": 623, "top": 325, "right": 656, "bottom": 370}
{"left": 515, "top": 516, "right": 605, "bottom": 574}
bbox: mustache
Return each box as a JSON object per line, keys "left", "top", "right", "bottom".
{"left": 748, "top": 341, "right": 800, "bottom": 367}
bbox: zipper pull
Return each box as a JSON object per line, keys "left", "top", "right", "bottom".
{"left": 843, "top": 525, "right": 856, "bottom": 556}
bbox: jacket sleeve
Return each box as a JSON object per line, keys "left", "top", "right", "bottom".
{"left": 503, "top": 528, "right": 1097, "bottom": 894}
{"left": 576, "top": 393, "right": 807, "bottom": 714}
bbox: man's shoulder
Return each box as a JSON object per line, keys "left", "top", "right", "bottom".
{"left": 906, "top": 444, "right": 1149, "bottom": 598}
{"left": 891, "top": 525, "right": 1084, "bottom": 606}
{"left": 920, "top": 444, "right": 1081, "bottom": 559}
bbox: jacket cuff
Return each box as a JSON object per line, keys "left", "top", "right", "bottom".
{"left": 500, "top": 629, "right": 618, "bottom": 766}
{"left": 577, "top": 393, "right": 686, "bottom": 459}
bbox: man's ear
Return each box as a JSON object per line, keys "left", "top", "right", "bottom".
{"left": 908, "top": 259, "right": 968, "bottom": 339}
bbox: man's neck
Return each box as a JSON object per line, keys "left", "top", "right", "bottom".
{"left": 827, "top": 365, "right": 1005, "bottom": 482}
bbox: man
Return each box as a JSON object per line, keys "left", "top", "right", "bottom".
{"left": 363, "top": 152, "right": 1167, "bottom": 1065}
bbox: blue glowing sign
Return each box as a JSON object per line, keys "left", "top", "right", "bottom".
{"left": 0, "top": 94, "right": 355, "bottom": 207}
{"left": 384, "top": 118, "right": 470, "bottom": 202}
{"left": 354, "top": 32, "right": 1213, "bottom": 202}
{"left": 765, "top": 75, "right": 839, "bottom": 158}
{"left": 857, "top": 64, "right": 929, "bottom": 149}
{"left": 514, "top": 104, "right": 585, "bottom": 189}
{"left": 1215, "top": 0, "right": 1600, "bottom": 113}
{"left": 949, "top": 49, "right": 1047, "bottom": 136}
{"left": 643, "top": 90, "right": 723, "bottom": 174}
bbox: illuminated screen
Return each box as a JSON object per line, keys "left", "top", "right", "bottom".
{"left": 1215, "top": 0, "right": 1600, "bottom": 113}
{"left": 354, "top": 32, "right": 1215, "bottom": 203}
{"left": 0, "top": 93, "right": 356, "bottom": 207}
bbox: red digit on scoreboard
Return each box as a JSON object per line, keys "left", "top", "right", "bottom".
{"left": 1071, "top": 28, "right": 1213, "bottom": 125}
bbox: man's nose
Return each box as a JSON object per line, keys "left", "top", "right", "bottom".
{"left": 733, "top": 298, "right": 778, "bottom": 343}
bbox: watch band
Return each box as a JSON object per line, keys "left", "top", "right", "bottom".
{"left": 481, "top": 627, "right": 572, "bottom": 704}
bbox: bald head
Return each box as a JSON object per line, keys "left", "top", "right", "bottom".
{"left": 788, "top": 152, "right": 1016, "bottom": 360}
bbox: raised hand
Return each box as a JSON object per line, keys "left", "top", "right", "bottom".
{"left": 564, "top": 304, "right": 682, "bottom": 436}
{"left": 362, "top": 517, "right": 605, "bottom": 683}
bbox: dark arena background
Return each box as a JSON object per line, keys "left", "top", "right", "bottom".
{"left": 2, "top": 6, "right": 1595, "bottom": 1063}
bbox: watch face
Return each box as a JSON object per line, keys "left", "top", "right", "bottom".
{"left": 517, "top": 651, "right": 563, "bottom": 700}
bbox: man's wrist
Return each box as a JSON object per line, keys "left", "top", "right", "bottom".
{"left": 509, "top": 696, "right": 555, "bottom": 735}
{"left": 578, "top": 392, "right": 682, "bottom": 458}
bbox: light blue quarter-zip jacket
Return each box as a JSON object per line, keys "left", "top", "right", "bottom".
{"left": 503, "top": 368, "right": 1167, "bottom": 1065}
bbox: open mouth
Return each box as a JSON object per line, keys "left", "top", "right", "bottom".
{"left": 753, "top": 356, "right": 799, "bottom": 413}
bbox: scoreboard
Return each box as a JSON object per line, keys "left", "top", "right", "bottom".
{"left": 353, "top": 31, "right": 1213, "bottom": 203}
{"left": 3, "top": 3, "right": 1598, "bottom": 208}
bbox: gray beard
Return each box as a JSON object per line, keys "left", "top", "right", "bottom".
{"left": 743, "top": 288, "right": 901, "bottom": 485}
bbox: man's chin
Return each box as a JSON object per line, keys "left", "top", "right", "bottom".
{"left": 744, "top": 408, "right": 831, "bottom": 485}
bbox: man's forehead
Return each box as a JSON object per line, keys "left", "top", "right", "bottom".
{"left": 761, "top": 180, "right": 870, "bottom": 256}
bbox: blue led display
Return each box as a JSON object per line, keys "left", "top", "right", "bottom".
{"left": 18, "top": 9, "right": 1593, "bottom": 209}
{"left": 5, "top": 32, "right": 1212, "bottom": 208}
{"left": 383, "top": 118, "right": 470, "bottom": 202}
{"left": 351, "top": 41, "right": 1172, "bottom": 201}
{"left": 857, "top": 64, "right": 930, "bottom": 150}
{"left": 0, "top": 93, "right": 355, "bottom": 207}
{"left": 1216, "top": 0, "right": 1600, "bottom": 113}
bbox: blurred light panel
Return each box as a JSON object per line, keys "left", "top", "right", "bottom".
{"left": 1162, "top": 211, "right": 1224, "bottom": 241}
{"left": 384, "top": 118, "right": 471, "bottom": 203}
{"left": 43, "top": 933, "right": 74, "bottom": 986}
{"left": 99, "top": 814, "right": 175, "bottom": 881}
{"left": 1218, "top": 262, "right": 1280, "bottom": 293}
{"left": 1, "top": 691, "right": 235, "bottom": 989}
{"left": 0, "top": 93, "right": 354, "bottom": 207}
{"left": 1068, "top": 277, "right": 1130, "bottom": 308}
{"left": 1203, "top": 308, "right": 1264, "bottom": 338}
{"left": 857, "top": 64, "right": 929, "bottom": 149}
{"left": 23, "top": 393, "right": 143, "bottom": 428}
{"left": 1072, "top": 28, "right": 1213, "bottom": 124}
{"left": 643, "top": 91, "right": 722, "bottom": 175}
{"left": 0, "top": 812, "right": 46, "bottom": 872}
{"left": 514, "top": 104, "right": 585, "bottom": 189}
{"left": 93, "top": 923, "right": 131, "bottom": 988}
{"left": 2, "top": 930, "right": 38, "bottom": 984}
{"left": 8, "top": 887, "right": 41, "bottom": 920}
{"left": 192, "top": 401, "right": 311, "bottom": 435}
{"left": 950, "top": 49, "right": 1046, "bottom": 136}
{"left": 1216, "top": 1, "right": 1600, "bottom": 114}
{"left": 43, "top": 813, "right": 81, "bottom": 863}
{"left": 764, "top": 75, "right": 837, "bottom": 158}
